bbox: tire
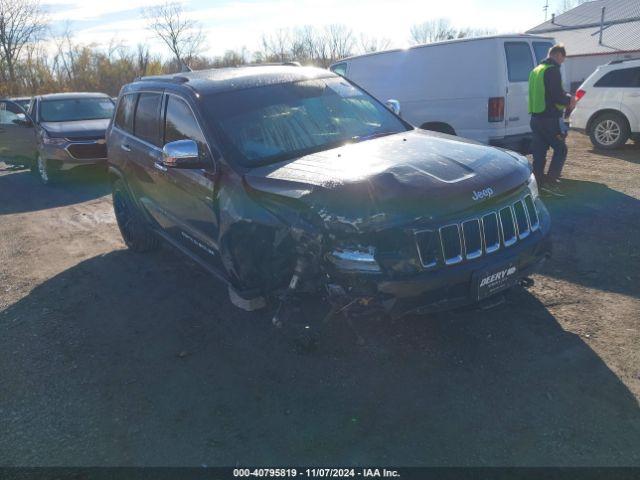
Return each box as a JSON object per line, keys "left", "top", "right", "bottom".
{"left": 33, "top": 153, "right": 54, "bottom": 185}
{"left": 589, "top": 113, "right": 630, "bottom": 150}
{"left": 112, "top": 179, "right": 159, "bottom": 252}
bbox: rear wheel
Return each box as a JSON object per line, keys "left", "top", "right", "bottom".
{"left": 112, "top": 179, "right": 159, "bottom": 252}
{"left": 589, "top": 113, "right": 629, "bottom": 150}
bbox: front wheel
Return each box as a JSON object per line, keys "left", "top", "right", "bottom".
{"left": 112, "top": 179, "right": 159, "bottom": 252}
{"left": 589, "top": 113, "right": 630, "bottom": 150}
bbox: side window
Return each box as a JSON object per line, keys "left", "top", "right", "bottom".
{"left": 594, "top": 67, "right": 640, "bottom": 88}
{"left": 164, "top": 95, "right": 208, "bottom": 157}
{"left": 114, "top": 94, "right": 137, "bottom": 133}
{"left": 532, "top": 42, "right": 552, "bottom": 64}
{"left": 504, "top": 42, "right": 534, "bottom": 82}
{"left": 331, "top": 63, "right": 347, "bottom": 77}
{"left": 0, "top": 101, "right": 26, "bottom": 125}
{"left": 133, "top": 93, "right": 162, "bottom": 146}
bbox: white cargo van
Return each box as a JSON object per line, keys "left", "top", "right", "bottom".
{"left": 330, "top": 35, "right": 556, "bottom": 154}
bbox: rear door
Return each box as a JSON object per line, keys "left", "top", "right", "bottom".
{"left": 503, "top": 41, "right": 535, "bottom": 139}
{"left": 0, "top": 100, "right": 36, "bottom": 162}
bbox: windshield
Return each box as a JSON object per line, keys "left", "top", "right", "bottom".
{"left": 40, "top": 98, "right": 114, "bottom": 122}
{"left": 205, "top": 77, "right": 409, "bottom": 167}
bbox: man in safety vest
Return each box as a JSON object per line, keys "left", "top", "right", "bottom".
{"left": 528, "top": 44, "right": 575, "bottom": 196}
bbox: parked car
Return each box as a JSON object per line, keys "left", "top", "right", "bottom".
{"left": 107, "top": 65, "right": 551, "bottom": 320}
{"left": 329, "top": 34, "right": 557, "bottom": 155}
{"left": 9, "top": 96, "right": 32, "bottom": 111}
{"left": 0, "top": 99, "right": 36, "bottom": 166}
{"left": 570, "top": 59, "right": 640, "bottom": 149}
{"left": 3, "top": 92, "right": 115, "bottom": 184}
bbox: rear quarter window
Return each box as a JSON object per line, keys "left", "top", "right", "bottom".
{"left": 594, "top": 67, "right": 640, "bottom": 87}
{"left": 504, "top": 42, "right": 534, "bottom": 82}
{"left": 114, "top": 94, "right": 137, "bottom": 133}
{"left": 533, "top": 42, "right": 552, "bottom": 64}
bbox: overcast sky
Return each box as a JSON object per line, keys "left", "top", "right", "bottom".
{"left": 41, "top": 0, "right": 559, "bottom": 58}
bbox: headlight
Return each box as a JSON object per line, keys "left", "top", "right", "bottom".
{"left": 527, "top": 173, "right": 539, "bottom": 200}
{"left": 41, "top": 132, "right": 67, "bottom": 146}
{"left": 326, "top": 246, "right": 381, "bottom": 273}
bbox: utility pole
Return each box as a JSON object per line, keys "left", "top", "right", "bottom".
{"left": 543, "top": 0, "right": 549, "bottom": 21}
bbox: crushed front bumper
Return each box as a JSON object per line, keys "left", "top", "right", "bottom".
{"left": 325, "top": 203, "right": 552, "bottom": 319}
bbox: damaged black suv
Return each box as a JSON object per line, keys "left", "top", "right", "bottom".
{"left": 107, "top": 65, "right": 551, "bottom": 319}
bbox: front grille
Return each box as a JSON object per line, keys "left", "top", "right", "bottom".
{"left": 415, "top": 193, "right": 540, "bottom": 268}
{"left": 66, "top": 142, "right": 107, "bottom": 160}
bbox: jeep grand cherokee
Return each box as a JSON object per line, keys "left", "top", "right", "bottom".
{"left": 107, "top": 66, "right": 551, "bottom": 318}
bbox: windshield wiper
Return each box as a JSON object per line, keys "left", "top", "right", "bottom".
{"left": 351, "top": 131, "right": 400, "bottom": 143}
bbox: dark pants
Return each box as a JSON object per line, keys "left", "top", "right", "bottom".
{"left": 530, "top": 116, "right": 567, "bottom": 184}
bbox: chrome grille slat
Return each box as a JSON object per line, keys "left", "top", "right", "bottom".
{"left": 513, "top": 200, "right": 530, "bottom": 239}
{"left": 440, "top": 224, "right": 463, "bottom": 265}
{"left": 524, "top": 195, "right": 540, "bottom": 231}
{"left": 499, "top": 206, "right": 517, "bottom": 247}
{"left": 482, "top": 212, "right": 500, "bottom": 254}
{"left": 414, "top": 229, "right": 439, "bottom": 268}
{"left": 414, "top": 193, "right": 541, "bottom": 269}
{"left": 462, "top": 219, "right": 483, "bottom": 259}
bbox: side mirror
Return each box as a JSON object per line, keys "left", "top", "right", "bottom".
{"left": 162, "top": 139, "right": 201, "bottom": 168}
{"left": 13, "top": 114, "right": 33, "bottom": 127}
{"left": 385, "top": 99, "right": 401, "bottom": 116}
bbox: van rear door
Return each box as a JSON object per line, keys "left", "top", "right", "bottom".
{"left": 503, "top": 41, "right": 535, "bottom": 142}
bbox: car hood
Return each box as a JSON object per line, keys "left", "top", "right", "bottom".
{"left": 40, "top": 119, "right": 110, "bottom": 139}
{"left": 244, "top": 130, "right": 531, "bottom": 231}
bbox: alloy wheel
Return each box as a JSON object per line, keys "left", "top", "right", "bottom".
{"left": 594, "top": 119, "right": 621, "bottom": 147}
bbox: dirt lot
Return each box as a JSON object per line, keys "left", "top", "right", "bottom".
{"left": 0, "top": 133, "right": 639, "bottom": 466}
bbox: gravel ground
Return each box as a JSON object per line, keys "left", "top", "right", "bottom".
{"left": 0, "top": 133, "right": 639, "bottom": 466}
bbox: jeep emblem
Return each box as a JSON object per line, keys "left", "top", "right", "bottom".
{"left": 472, "top": 187, "right": 494, "bottom": 201}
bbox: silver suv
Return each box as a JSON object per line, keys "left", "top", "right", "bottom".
{"left": 0, "top": 93, "right": 115, "bottom": 184}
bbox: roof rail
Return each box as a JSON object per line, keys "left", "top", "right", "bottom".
{"left": 608, "top": 58, "right": 639, "bottom": 65}
{"left": 240, "top": 62, "right": 302, "bottom": 67}
{"left": 137, "top": 75, "right": 190, "bottom": 83}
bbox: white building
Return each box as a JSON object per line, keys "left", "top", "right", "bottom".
{"left": 527, "top": 0, "right": 640, "bottom": 91}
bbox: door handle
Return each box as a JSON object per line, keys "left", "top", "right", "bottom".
{"left": 154, "top": 162, "right": 168, "bottom": 172}
{"left": 120, "top": 144, "right": 131, "bottom": 152}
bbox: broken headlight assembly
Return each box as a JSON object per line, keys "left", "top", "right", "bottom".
{"left": 326, "top": 245, "right": 381, "bottom": 274}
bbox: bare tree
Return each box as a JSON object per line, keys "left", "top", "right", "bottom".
{"left": 261, "top": 28, "right": 292, "bottom": 62}
{"left": 324, "top": 24, "right": 355, "bottom": 64}
{"left": 409, "top": 18, "right": 456, "bottom": 45}
{"left": 143, "top": 2, "right": 204, "bottom": 69}
{"left": 358, "top": 33, "right": 391, "bottom": 54}
{"left": 0, "top": 0, "right": 47, "bottom": 90}
{"left": 456, "top": 27, "right": 496, "bottom": 39}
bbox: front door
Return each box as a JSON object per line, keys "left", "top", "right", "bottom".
{"left": 150, "top": 93, "right": 220, "bottom": 266}
{"left": 503, "top": 41, "right": 536, "bottom": 140}
{"left": 620, "top": 66, "right": 640, "bottom": 133}
{"left": 0, "top": 101, "right": 36, "bottom": 164}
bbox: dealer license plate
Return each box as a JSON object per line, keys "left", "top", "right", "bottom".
{"left": 473, "top": 263, "right": 519, "bottom": 301}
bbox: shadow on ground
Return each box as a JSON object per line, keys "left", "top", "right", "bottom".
{"left": 588, "top": 142, "right": 640, "bottom": 164}
{"left": 540, "top": 178, "right": 640, "bottom": 299}
{"left": 0, "top": 165, "right": 110, "bottom": 215}
{"left": 1, "top": 248, "right": 639, "bottom": 466}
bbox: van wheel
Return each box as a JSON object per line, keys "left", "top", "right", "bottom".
{"left": 589, "top": 113, "right": 629, "bottom": 150}
{"left": 112, "top": 179, "right": 159, "bottom": 252}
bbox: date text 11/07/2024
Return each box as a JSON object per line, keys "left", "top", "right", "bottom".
{"left": 232, "top": 468, "right": 401, "bottom": 478}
